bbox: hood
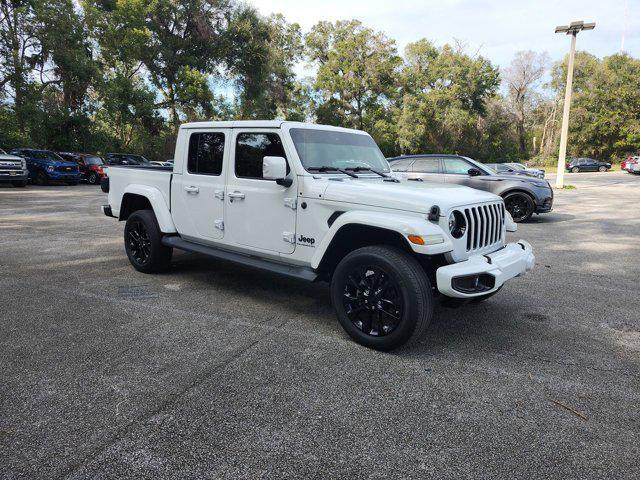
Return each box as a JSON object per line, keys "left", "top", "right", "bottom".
{"left": 0, "top": 153, "right": 24, "bottom": 162}
{"left": 319, "top": 176, "right": 502, "bottom": 214}
{"left": 477, "top": 174, "right": 549, "bottom": 187}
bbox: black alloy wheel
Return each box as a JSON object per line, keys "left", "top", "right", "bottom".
{"left": 503, "top": 192, "right": 535, "bottom": 223}
{"left": 330, "top": 245, "right": 433, "bottom": 351}
{"left": 127, "top": 220, "right": 152, "bottom": 266}
{"left": 342, "top": 265, "right": 403, "bottom": 337}
{"left": 124, "top": 209, "right": 172, "bottom": 273}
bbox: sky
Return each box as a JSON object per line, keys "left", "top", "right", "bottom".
{"left": 253, "top": 0, "right": 639, "bottom": 72}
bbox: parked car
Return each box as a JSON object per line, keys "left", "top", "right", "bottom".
{"left": 486, "top": 163, "right": 541, "bottom": 178}
{"left": 505, "top": 162, "right": 545, "bottom": 178}
{"left": 58, "top": 152, "right": 107, "bottom": 185}
{"left": 9, "top": 148, "right": 80, "bottom": 185}
{"left": 104, "top": 153, "right": 151, "bottom": 166}
{"left": 629, "top": 158, "right": 640, "bottom": 174}
{"left": 388, "top": 154, "right": 553, "bottom": 222}
{"left": 622, "top": 156, "right": 639, "bottom": 172}
{"left": 0, "top": 148, "right": 29, "bottom": 187}
{"left": 566, "top": 157, "right": 611, "bottom": 173}
{"left": 102, "top": 120, "right": 535, "bottom": 351}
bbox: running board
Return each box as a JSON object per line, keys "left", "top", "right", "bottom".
{"left": 161, "top": 236, "right": 318, "bottom": 282}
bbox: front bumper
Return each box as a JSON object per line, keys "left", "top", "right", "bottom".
{"left": 0, "top": 170, "right": 28, "bottom": 182}
{"left": 436, "top": 240, "right": 535, "bottom": 298}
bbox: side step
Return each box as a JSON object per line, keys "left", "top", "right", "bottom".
{"left": 161, "top": 236, "right": 318, "bottom": 282}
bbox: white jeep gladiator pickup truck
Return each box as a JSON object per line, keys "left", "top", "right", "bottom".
{"left": 102, "top": 121, "right": 535, "bottom": 350}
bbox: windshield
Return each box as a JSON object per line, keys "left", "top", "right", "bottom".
{"left": 31, "top": 150, "right": 64, "bottom": 162}
{"left": 290, "top": 128, "right": 390, "bottom": 173}
{"left": 461, "top": 157, "right": 495, "bottom": 175}
{"left": 507, "top": 163, "right": 526, "bottom": 171}
{"left": 0, "top": 148, "right": 5, "bottom": 154}
{"left": 85, "top": 156, "right": 103, "bottom": 166}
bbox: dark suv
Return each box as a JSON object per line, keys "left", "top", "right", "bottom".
{"left": 104, "top": 153, "right": 151, "bottom": 166}
{"left": 9, "top": 149, "right": 80, "bottom": 185}
{"left": 566, "top": 157, "right": 611, "bottom": 173}
{"left": 388, "top": 154, "right": 553, "bottom": 222}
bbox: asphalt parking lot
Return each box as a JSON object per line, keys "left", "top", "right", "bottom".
{"left": 1, "top": 171, "right": 639, "bottom": 479}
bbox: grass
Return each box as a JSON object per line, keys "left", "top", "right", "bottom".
{"left": 562, "top": 184, "right": 576, "bottom": 189}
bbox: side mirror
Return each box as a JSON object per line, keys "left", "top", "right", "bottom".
{"left": 468, "top": 168, "right": 482, "bottom": 177}
{"left": 263, "top": 156, "right": 291, "bottom": 186}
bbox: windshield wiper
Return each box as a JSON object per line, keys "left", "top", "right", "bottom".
{"left": 308, "top": 166, "right": 359, "bottom": 178}
{"left": 345, "top": 166, "right": 399, "bottom": 182}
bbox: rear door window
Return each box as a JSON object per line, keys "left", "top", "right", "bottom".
{"left": 411, "top": 158, "right": 442, "bottom": 173}
{"left": 187, "top": 132, "right": 225, "bottom": 175}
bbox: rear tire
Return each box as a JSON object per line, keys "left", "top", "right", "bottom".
{"left": 11, "top": 180, "right": 27, "bottom": 187}
{"left": 503, "top": 192, "right": 535, "bottom": 223}
{"left": 124, "top": 210, "right": 173, "bottom": 273}
{"left": 571, "top": 167, "right": 579, "bottom": 173}
{"left": 598, "top": 166, "right": 606, "bottom": 172}
{"left": 330, "top": 245, "right": 433, "bottom": 351}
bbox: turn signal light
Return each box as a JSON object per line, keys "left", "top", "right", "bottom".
{"left": 408, "top": 235, "right": 425, "bottom": 245}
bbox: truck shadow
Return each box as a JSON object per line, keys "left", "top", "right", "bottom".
{"left": 169, "top": 251, "right": 536, "bottom": 354}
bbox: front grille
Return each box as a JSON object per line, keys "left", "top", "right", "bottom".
{"left": 56, "top": 166, "right": 78, "bottom": 173}
{"left": 0, "top": 162, "right": 21, "bottom": 169}
{"left": 463, "top": 202, "right": 505, "bottom": 252}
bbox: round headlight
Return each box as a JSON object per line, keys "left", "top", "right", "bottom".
{"left": 448, "top": 210, "right": 467, "bottom": 239}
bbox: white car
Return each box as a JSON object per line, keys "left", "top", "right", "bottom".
{"left": 102, "top": 121, "right": 535, "bottom": 350}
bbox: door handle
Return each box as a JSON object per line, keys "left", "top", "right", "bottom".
{"left": 184, "top": 185, "right": 199, "bottom": 194}
{"left": 228, "top": 191, "right": 245, "bottom": 201}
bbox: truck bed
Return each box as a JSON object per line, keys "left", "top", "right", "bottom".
{"left": 106, "top": 165, "right": 173, "bottom": 219}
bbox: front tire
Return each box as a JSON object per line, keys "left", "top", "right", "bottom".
{"left": 330, "top": 245, "right": 433, "bottom": 351}
{"left": 35, "top": 170, "right": 49, "bottom": 186}
{"left": 11, "top": 180, "right": 27, "bottom": 188}
{"left": 503, "top": 192, "right": 535, "bottom": 222}
{"left": 124, "top": 210, "right": 173, "bottom": 273}
{"left": 598, "top": 166, "right": 607, "bottom": 172}
{"left": 87, "top": 172, "right": 98, "bottom": 184}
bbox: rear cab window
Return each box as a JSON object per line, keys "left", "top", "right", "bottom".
{"left": 188, "top": 132, "right": 225, "bottom": 175}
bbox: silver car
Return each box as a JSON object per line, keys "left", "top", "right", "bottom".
{"left": 389, "top": 154, "right": 554, "bottom": 222}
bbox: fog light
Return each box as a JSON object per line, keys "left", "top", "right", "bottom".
{"left": 452, "top": 274, "right": 495, "bottom": 294}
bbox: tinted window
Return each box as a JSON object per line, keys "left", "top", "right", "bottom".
{"left": 85, "top": 156, "right": 103, "bottom": 166}
{"left": 411, "top": 158, "right": 441, "bottom": 173}
{"left": 188, "top": 132, "right": 224, "bottom": 175}
{"left": 443, "top": 157, "right": 472, "bottom": 174}
{"left": 235, "top": 133, "right": 287, "bottom": 179}
{"left": 388, "top": 159, "right": 413, "bottom": 172}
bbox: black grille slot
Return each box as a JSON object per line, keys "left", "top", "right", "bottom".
{"left": 463, "top": 202, "right": 505, "bottom": 252}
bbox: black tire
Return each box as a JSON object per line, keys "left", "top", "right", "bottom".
{"left": 11, "top": 180, "right": 27, "bottom": 188}
{"left": 571, "top": 167, "right": 579, "bottom": 173}
{"left": 598, "top": 166, "right": 606, "bottom": 172}
{"left": 66, "top": 180, "right": 78, "bottom": 186}
{"left": 503, "top": 192, "right": 535, "bottom": 223}
{"left": 330, "top": 245, "right": 433, "bottom": 351}
{"left": 124, "top": 210, "right": 173, "bottom": 273}
{"left": 87, "top": 172, "right": 98, "bottom": 184}
{"left": 35, "top": 170, "right": 49, "bottom": 186}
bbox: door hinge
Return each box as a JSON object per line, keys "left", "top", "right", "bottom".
{"left": 283, "top": 232, "right": 295, "bottom": 243}
{"left": 284, "top": 197, "right": 297, "bottom": 210}
{"left": 214, "top": 190, "right": 224, "bottom": 200}
{"left": 215, "top": 219, "right": 224, "bottom": 231}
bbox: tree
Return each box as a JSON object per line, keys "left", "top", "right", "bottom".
{"left": 305, "top": 20, "right": 401, "bottom": 131}
{"left": 396, "top": 40, "right": 500, "bottom": 158}
{"left": 503, "top": 50, "right": 549, "bottom": 158}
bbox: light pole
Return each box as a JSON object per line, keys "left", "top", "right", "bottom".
{"left": 554, "top": 21, "right": 595, "bottom": 189}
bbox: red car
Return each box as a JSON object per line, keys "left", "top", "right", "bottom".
{"left": 58, "top": 152, "right": 107, "bottom": 184}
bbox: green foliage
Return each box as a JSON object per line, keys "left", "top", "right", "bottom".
{"left": 0, "top": 3, "right": 638, "bottom": 163}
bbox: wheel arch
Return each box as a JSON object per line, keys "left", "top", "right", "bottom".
{"left": 119, "top": 186, "right": 176, "bottom": 233}
{"left": 311, "top": 211, "right": 452, "bottom": 280}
